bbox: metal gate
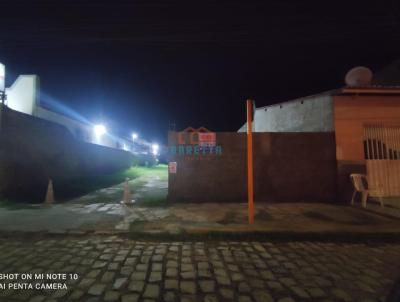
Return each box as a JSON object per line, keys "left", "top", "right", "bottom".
{"left": 364, "top": 124, "right": 400, "bottom": 197}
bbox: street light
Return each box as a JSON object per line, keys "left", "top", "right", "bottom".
{"left": 152, "top": 143, "right": 159, "bottom": 155}
{"left": 132, "top": 132, "right": 138, "bottom": 141}
{"left": 94, "top": 124, "right": 107, "bottom": 137}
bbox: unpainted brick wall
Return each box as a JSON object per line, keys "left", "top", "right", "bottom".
{"left": 168, "top": 131, "right": 337, "bottom": 202}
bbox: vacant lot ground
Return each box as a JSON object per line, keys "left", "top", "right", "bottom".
{"left": 0, "top": 164, "right": 168, "bottom": 208}
{"left": 0, "top": 165, "right": 168, "bottom": 232}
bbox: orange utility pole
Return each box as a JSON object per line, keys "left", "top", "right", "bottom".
{"left": 246, "top": 99, "right": 254, "bottom": 224}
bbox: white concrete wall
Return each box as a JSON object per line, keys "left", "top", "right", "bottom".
{"left": 36, "top": 106, "right": 92, "bottom": 141}
{"left": 6, "top": 74, "right": 147, "bottom": 153}
{"left": 238, "top": 92, "right": 334, "bottom": 133}
{"left": 36, "top": 107, "right": 136, "bottom": 151}
{"left": 6, "top": 75, "right": 38, "bottom": 115}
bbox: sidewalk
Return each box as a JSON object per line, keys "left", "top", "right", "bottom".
{"left": 0, "top": 201, "right": 400, "bottom": 240}
{"left": 356, "top": 197, "right": 400, "bottom": 220}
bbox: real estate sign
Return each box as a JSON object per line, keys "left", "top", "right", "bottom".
{"left": 199, "top": 132, "right": 216, "bottom": 147}
{"left": 169, "top": 162, "right": 177, "bottom": 174}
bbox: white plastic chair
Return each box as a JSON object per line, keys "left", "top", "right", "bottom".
{"left": 350, "top": 174, "right": 369, "bottom": 208}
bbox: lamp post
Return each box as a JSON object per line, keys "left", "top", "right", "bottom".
{"left": 93, "top": 124, "right": 107, "bottom": 144}
{"left": 247, "top": 99, "right": 254, "bottom": 224}
{"left": 152, "top": 143, "right": 159, "bottom": 156}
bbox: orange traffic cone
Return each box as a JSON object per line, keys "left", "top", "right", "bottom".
{"left": 122, "top": 178, "right": 134, "bottom": 204}
{"left": 44, "top": 179, "right": 54, "bottom": 204}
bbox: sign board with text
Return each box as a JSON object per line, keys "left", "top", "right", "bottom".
{"left": 199, "top": 132, "right": 216, "bottom": 147}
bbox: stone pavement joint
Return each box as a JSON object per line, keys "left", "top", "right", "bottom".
{"left": 0, "top": 236, "right": 399, "bottom": 301}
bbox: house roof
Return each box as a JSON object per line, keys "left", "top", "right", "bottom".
{"left": 254, "top": 89, "right": 339, "bottom": 111}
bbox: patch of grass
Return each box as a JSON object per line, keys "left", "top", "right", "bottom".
{"left": 124, "top": 164, "right": 168, "bottom": 181}
{"left": 0, "top": 199, "right": 40, "bottom": 210}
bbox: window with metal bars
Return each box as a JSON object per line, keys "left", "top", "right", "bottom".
{"left": 363, "top": 139, "right": 400, "bottom": 160}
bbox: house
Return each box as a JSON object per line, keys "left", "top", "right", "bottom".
{"left": 238, "top": 64, "right": 400, "bottom": 201}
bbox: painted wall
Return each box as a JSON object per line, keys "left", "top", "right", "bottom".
{"left": 6, "top": 75, "right": 38, "bottom": 115}
{"left": 334, "top": 94, "right": 400, "bottom": 200}
{"left": 36, "top": 106, "right": 93, "bottom": 142}
{"left": 238, "top": 92, "right": 334, "bottom": 133}
{"left": 334, "top": 95, "right": 400, "bottom": 161}
{"left": 168, "top": 131, "right": 336, "bottom": 203}
{"left": 36, "top": 106, "right": 133, "bottom": 150}
{"left": 5, "top": 75, "right": 138, "bottom": 153}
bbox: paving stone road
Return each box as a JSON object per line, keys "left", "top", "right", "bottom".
{"left": 0, "top": 236, "right": 399, "bottom": 302}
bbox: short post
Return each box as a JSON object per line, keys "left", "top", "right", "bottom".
{"left": 247, "top": 99, "right": 254, "bottom": 224}
{"left": 122, "top": 178, "right": 135, "bottom": 204}
{"left": 44, "top": 179, "right": 55, "bottom": 204}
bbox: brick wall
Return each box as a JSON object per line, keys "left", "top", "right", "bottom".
{"left": 168, "top": 131, "right": 337, "bottom": 203}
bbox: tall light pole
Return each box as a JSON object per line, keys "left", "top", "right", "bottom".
{"left": 93, "top": 124, "right": 107, "bottom": 144}
{"left": 247, "top": 99, "right": 254, "bottom": 224}
{"left": 0, "top": 63, "right": 6, "bottom": 132}
{"left": 152, "top": 143, "right": 159, "bottom": 156}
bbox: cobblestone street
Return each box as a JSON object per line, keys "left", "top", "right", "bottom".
{"left": 0, "top": 236, "right": 399, "bottom": 302}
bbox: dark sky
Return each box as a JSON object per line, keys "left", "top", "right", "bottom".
{"left": 1, "top": 0, "right": 400, "bottom": 144}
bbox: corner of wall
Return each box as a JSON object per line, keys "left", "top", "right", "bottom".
{"left": 6, "top": 75, "right": 40, "bottom": 116}
{"left": 32, "top": 75, "right": 40, "bottom": 117}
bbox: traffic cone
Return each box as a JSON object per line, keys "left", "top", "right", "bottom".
{"left": 44, "top": 179, "right": 54, "bottom": 204}
{"left": 122, "top": 178, "right": 134, "bottom": 204}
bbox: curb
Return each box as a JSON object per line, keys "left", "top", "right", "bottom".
{"left": 0, "top": 229, "right": 400, "bottom": 243}
{"left": 355, "top": 205, "right": 400, "bottom": 221}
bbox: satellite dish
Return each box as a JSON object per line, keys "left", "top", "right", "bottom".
{"left": 345, "top": 66, "right": 373, "bottom": 86}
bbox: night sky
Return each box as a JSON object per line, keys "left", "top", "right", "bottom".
{"left": 1, "top": 0, "right": 400, "bottom": 144}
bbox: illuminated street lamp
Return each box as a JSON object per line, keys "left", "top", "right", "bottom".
{"left": 152, "top": 143, "right": 159, "bottom": 155}
{"left": 132, "top": 132, "right": 138, "bottom": 141}
{"left": 94, "top": 124, "right": 107, "bottom": 137}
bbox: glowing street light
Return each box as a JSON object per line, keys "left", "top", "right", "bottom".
{"left": 94, "top": 124, "right": 107, "bottom": 137}
{"left": 152, "top": 143, "right": 159, "bottom": 155}
{"left": 132, "top": 132, "right": 138, "bottom": 141}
